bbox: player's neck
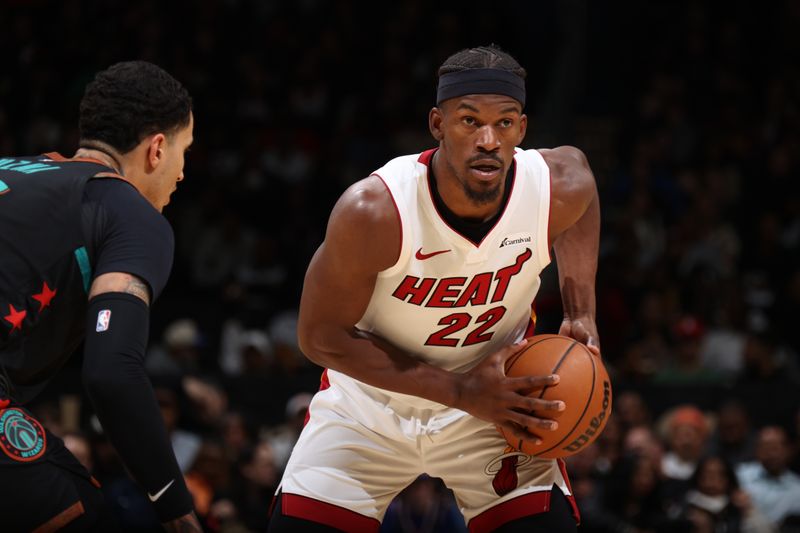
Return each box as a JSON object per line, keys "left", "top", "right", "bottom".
{"left": 74, "top": 141, "right": 124, "bottom": 176}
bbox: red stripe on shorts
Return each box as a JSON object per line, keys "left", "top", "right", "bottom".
{"left": 468, "top": 490, "right": 550, "bottom": 533}
{"left": 282, "top": 493, "right": 380, "bottom": 532}
{"left": 557, "top": 458, "right": 581, "bottom": 524}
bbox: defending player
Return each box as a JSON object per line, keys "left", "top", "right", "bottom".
{"left": 0, "top": 61, "right": 200, "bottom": 531}
{"left": 269, "top": 45, "right": 600, "bottom": 532}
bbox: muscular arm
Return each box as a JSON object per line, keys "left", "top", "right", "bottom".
{"left": 542, "top": 146, "right": 601, "bottom": 352}
{"left": 82, "top": 274, "right": 199, "bottom": 527}
{"left": 298, "top": 176, "right": 562, "bottom": 440}
{"left": 299, "top": 177, "right": 462, "bottom": 404}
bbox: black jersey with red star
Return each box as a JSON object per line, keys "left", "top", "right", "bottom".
{"left": 0, "top": 153, "right": 174, "bottom": 402}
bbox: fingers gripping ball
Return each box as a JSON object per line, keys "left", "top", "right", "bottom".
{"left": 500, "top": 334, "right": 613, "bottom": 459}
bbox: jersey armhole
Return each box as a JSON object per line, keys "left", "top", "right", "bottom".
{"left": 538, "top": 158, "right": 552, "bottom": 266}
{"left": 372, "top": 173, "right": 409, "bottom": 279}
{"left": 521, "top": 149, "right": 553, "bottom": 267}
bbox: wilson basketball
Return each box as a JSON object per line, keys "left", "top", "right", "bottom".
{"left": 499, "top": 334, "right": 613, "bottom": 459}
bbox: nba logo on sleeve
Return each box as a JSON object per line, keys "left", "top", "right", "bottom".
{"left": 96, "top": 310, "right": 111, "bottom": 332}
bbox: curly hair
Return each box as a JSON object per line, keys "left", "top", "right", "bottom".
{"left": 437, "top": 44, "right": 527, "bottom": 80}
{"left": 79, "top": 61, "right": 192, "bottom": 154}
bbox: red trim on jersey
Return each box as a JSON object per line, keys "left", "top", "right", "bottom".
{"left": 545, "top": 155, "right": 554, "bottom": 262}
{"left": 282, "top": 493, "right": 380, "bottom": 532}
{"left": 424, "top": 149, "right": 517, "bottom": 248}
{"left": 524, "top": 302, "right": 538, "bottom": 338}
{"left": 42, "top": 152, "right": 126, "bottom": 180}
{"left": 32, "top": 501, "right": 85, "bottom": 533}
{"left": 372, "top": 173, "right": 403, "bottom": 266}
{"left": 468, "top": 490, "right": 550, "bottom": 533}
{"left": 417, "top": 148, "right": 436, "bottom": 165}
{"left": 303, "top": 369, "right": 331, "bottom": 426}
{"left": 557, "top": 458, "right": 581, "bottom": 524}
{"left": 43, "top": 152, "right": 105, "bottom": 165}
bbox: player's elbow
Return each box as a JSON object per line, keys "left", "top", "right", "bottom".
{"left": 296, "top": 320, "right": 325, "bottom": 366}
{"left": 297, "top": 320, "right": 340, "bottom": 368}
{"left": 82, "top": 365, "right": 114, "bottom": 402}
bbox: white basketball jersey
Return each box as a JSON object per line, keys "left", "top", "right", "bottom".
{"left": 331, "top": 147, "right": 552, "bottom": 410}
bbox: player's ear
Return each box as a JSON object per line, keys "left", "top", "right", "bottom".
{"left": 147, "top": 133, "right": 167, "bottom": 169}
{"left": 518, "top": 114, "right": 528, "bottom": 144}
{"left": 429, "top": 107, "right": 444, "bottom": 142}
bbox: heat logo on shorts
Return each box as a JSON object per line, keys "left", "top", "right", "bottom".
{"left": 0, "top": 408, "right": 46, "bottom": 462}
{"left": 485, "top": 447, "right": 532, "bottom": 496}
{"left": 96, "top": 309, "right": 111, "bottom": 332}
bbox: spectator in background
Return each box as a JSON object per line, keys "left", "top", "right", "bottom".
{"left": 653, "top": 316, "right": 725, "bottom": 385}
{"left": 185, "top": 439, "right": 232, "bottom": 526}
{"left": 564, "top": 444, "right": 610, "bottom": 533}
{"left": 232, "top": 440, "right": 280, "bottom": 532}
{"left": 155, "top": 384, "right": 202, "bottom": 474}
{"left": 624, "top": 425, "right": 665, "bottom": 466}
{"left": 615, "top": 390, "right": 654, "bottom": 433}
{"left": 737, "top": 328, "right": 798, "bottom": 389}
{"left": 268, "top": 309, "right": 317, "bottom": 376}
{"left": 263, "top": 391, "right": 313, "bottom": 470}
{"left": 660, "top": 404, "right": 712, "bottom": 504}
{"left": 191, "top": 209, "right": 256, "bottom": 289}
{"left": 699, "top": 292, "right": 747, "bottom": 379}
{"left": 737, "top": 426, "right": 800, "bottom": 529}
{"left": 592, "top": 412, "right": 624, "bottom": 476}
{"left": 182, "top": 375, "right": 230, "bottom": 433}
{"left": 677, "top": 455, "right": 774, "bottom": 533}
{"left": 709, "top": 399, "right": 756, "bottom": 466}
{"left": 219, "top": 319, "right": 276, "bottom": 377}
{"left": 600, "top": 453, "right": 676, "bottom": 533}
{"left": 735, "top": 329, "right": 800, "bottom": 429}
{"left": 221, "top": 410, "right": 258, "bottom": 465}
{"left": 147, "top": 318, "right": 204, "bottom": 378}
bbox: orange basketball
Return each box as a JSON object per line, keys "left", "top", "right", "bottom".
{"left": 499, "top": 334, "right": 613, "bottom": 459}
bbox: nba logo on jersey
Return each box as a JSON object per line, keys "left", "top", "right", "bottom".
{"left": 96, "top": 309, "right": 111, "bottom": 332}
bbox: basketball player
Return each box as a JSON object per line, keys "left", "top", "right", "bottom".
{"left": 0, "top": 61, "right": 201, "bottom": 532}
{"left": 269, "top": 45, "right": 600, "bottom": 532}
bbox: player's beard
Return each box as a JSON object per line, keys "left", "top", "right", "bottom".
{"left": 459, "top": 173, "right": 503, "bottom": 206}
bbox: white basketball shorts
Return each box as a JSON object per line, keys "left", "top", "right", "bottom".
{"left": 275, "top": 370, "right": 579, "bottom": 532}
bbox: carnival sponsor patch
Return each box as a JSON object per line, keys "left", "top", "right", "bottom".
{"left": 0, "top": 407, "right": 46, "bottom": 462}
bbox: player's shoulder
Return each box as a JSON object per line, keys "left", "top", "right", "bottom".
{"left": 537, "top": 146, "right": 590, "bottom": 174}
{"left": 333, "top": 174, "right": 397, "bottom": 230}
{"left": 371, "top": 152, "right": 428, "bottom": 183}
{"left": 88, "top": 178, "right": 170, "bottom": 224}
{"left": 87, "top": 178, "right": 174, "bottom": 246}
{"left": 537, "top": 146, "right": 594, "bottom": 199}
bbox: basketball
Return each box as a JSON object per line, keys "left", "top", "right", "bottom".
{"left": 499, "top": 334, "right": 613, "bottom": 459}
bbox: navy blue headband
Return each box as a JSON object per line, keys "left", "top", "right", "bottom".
{"left": 436, "top": 68, "right": 526, "bottom": 107}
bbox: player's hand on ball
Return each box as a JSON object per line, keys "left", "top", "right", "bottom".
{"left": 454, "top": 339, "right": 565, "bottom": 444}
{"left": 558, "top": 316, "right": 600, "bottom": 357}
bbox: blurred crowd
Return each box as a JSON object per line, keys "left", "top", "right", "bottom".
{"left": 2, "top": 0, "right": 799, "bottom": 531}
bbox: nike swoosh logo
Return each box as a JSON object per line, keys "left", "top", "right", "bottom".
{"left": 148, "top": 479, "right": 175, "bottom": 502}
{"left": 415, "top": 247, "right": 452, "bottom": 260}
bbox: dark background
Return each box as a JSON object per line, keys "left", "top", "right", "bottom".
{"left": 2, "top": 0, "right": 799, "bottom": 531}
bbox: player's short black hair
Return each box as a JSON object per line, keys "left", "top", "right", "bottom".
{"left": 437, "top": 44, "right": 527, "bottom": 80}
{"left": 79, "top": 60, "right": 192, "bottom": 154}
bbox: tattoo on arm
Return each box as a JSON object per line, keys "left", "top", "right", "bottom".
{"left": 124, "top": 276, "right": 151, "bottom": 304}
{"left": 88, "top": 272, "right": 152, "bottom": 306}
